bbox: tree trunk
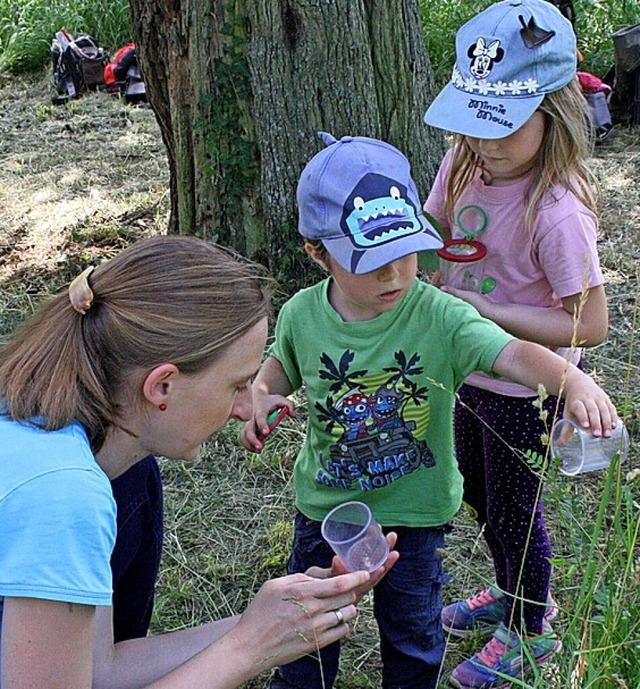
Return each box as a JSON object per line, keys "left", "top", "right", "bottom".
{"left": 130, "top": 0, "right": 445, "bottom": 280}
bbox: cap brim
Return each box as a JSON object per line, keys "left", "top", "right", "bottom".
{"left": 323, "top": 214, "right": 444, "bottom": 275}
{"left": 424, "top": 82, "right": 544, "bottom": 139}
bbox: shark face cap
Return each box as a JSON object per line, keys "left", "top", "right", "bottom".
{"left": 297, "top": 132, "right": 443, "bottom": 275}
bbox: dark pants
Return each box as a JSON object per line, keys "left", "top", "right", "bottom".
{"left": 110, "top": 454, "right": 164, "bottom": 642}
{"left": 454, "top": 384, "right": 562, "bottom": 634}
{"left": 273, "top": 512, "right": 448, "bottom": 689}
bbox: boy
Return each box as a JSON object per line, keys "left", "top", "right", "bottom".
{"left": 242, "top": 132, "right": 616, "bottom": 689}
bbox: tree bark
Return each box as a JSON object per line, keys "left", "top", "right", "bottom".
{"left": 130, "top": 0, "right": 445, "bottom": 279}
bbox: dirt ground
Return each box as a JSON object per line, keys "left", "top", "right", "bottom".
{"left": 1, "top": 67, "right": 639, "bottom": 688}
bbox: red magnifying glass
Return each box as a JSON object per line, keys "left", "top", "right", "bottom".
{"left": 257, "top": 406, "right": 290, "bottom": 440}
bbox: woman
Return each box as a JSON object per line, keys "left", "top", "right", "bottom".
{"left": 0, "top": 235, "right": 397, "bottom": 689}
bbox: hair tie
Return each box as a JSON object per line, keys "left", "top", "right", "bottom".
{"left": 68, "top": 266, "right": 96, "bottom": 315}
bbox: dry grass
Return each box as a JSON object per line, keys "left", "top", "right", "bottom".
{"left": 0, "top": 69, "right": 638, "bottom": 688}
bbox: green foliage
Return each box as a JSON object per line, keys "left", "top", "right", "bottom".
{"left": 419, "top": 0, "right": 640, "bottom": 87}
{"left": 3, "top": 0, "right": 639, "bottom": 84}
{"left": 0, "top": 0, "right": 131, "bottom": 73}
{"left": 419, "top": 0, "right": 495, "bottom": 88}
{"left": 199, "top": 16, "right": 258, "bottom": 249}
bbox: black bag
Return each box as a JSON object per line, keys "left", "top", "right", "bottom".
{"left": 51, "top": 30, "right": 109, "bottom": 104}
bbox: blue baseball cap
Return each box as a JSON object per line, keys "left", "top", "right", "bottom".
{"left": 424, "top": 0, "right": 577, "bottom": 139}
{"left": 297, "top": 132, "right": 443, "bottom": 275}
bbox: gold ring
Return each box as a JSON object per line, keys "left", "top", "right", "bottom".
{"left": 333, "top": 609, "right": 345, "bottom": 626}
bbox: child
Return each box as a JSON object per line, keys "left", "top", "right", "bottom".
{"left": 241, "top": 132, "right": 617, "bottom": 689}
{"left": 422, "top": 0, "right": 608, "bottom": 686}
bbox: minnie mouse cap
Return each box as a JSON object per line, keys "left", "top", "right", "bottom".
{"left": 297, "top": 132, "right": 443, "bottom": 274}
{"left": 424, "top": 0, "right": 576, "bottom": 139}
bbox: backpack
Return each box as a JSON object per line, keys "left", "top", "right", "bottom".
{"left": 51, "top": 29, "right": 110, "bottom": 105}
{"left": 104, "top": 43, "right": 147, "bottom": 105}
{"left": 578, "top": 72, "right": 614, "bottom": 144}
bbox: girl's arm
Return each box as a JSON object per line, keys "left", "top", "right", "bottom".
{"left": 492, "top": 339, "right": 617, "bottom": 435}
{"left": 442, "top": 284, "right": 608, "bottom": 348}
{"left": 241, "top": 356, "right": 295, "bottom": 452}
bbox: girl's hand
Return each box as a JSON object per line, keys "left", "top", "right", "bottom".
{"left": 240, "top": 395, "right": 295, "bottom": 452}
{"left": 304, "top": 532, "right": 399, "bottom": 603}
{"left": 228, "top": 570, "right": 370, "bottom": 672}
{"left": 440, "top": 284, "right": 487, "bottom": 312}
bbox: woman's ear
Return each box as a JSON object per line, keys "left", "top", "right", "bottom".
{"left": 305, "top": 242, "right": 330, "bottom": 272}
{"left": 143, "top": 363, "right": 180, "bottom": 409}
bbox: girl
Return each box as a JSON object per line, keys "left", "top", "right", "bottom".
{"left": 423, "top": 1, "right": 608, "bottom": 687}
{"left": 0, "top": 235, "right": 397, "bottom": 689}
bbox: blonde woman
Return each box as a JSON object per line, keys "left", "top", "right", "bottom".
{"left": 0, "top": 235, "right": 397, "bottom": 689}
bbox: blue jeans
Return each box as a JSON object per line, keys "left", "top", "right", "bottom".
{"left": 273, "top": 512, "right": 448, "bottom": 689}
{"left": 110, "top": 454, "right": 164, "bottom": 642}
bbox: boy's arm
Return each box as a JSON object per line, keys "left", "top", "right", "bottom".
{"left": 241, "top": 356, "right": 295, "bottom": 452}
{"left": 492, "top": 340, "right": 617, "bottom": 436}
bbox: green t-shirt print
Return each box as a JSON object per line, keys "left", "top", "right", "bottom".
{"left": 313, "top": 349, "right": 436, "bottom": 489}
{"left": 269, "top": 278, "right": 513, "bottom": 528}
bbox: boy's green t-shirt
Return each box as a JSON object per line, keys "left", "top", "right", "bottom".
{"left": 269, "top": 277, "right": 513, "bottom": 528}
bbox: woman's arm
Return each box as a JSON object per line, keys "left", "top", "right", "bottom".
{"left": 442, "top": 285, "right": 608, "bottom": 348}
{"left": 4, "top": 570, "right": 374, "bottom": 689}
{"left": 2, "top": 597, "right": 95, "bottom": 689}
{"left": 91, "top": 608, "right": 241, "bottom": 689}
{"left": 91, "top": 570, "right": 371, "bottom": 689}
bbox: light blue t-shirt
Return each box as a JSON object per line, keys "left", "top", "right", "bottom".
{"left": 0, "top": 415, "right": 116, "bottom": 653}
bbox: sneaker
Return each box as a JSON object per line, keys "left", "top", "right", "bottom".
{"left": 448, "top": 621, "right": 561, "bottom": 689}
{"left": 442, "top": 587, "right": 558, "bottom": 638}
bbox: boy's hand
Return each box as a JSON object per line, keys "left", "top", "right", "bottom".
{"left": 563, "top": 368, "right": 618, "bottom": 438}
{"left": 240, "top": 395, "right": 295, "bottom": 452}
{"left": 494, "top": 341, "right": 619, "bottom": 438}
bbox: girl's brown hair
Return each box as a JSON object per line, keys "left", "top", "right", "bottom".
{"left": 443, "top": 77, "right": 601, "bottom": 235}
{"left": 0, "top": 235, "right": 272, "bottom": 451}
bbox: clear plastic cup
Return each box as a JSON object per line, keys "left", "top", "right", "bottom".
{"left": 321, "top": 501, "right": 389, "bottom": 573}
{"left": 550, "top": 418, "right": 629, "bottom": 476}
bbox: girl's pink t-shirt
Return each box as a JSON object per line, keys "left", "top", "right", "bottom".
{"left": 424, "top": 149, "right": 604, "bottom": 397}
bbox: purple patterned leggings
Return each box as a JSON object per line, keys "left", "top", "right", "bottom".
{"left": 454, "top": 383, "right": 563, "bottom": 634}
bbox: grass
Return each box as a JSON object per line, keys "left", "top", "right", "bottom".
{"left": 1, "top": 0, "right": 639, "bottom": 80}
{"left": 0, "top": 4, "right": 639, "bottom": 688}
{"left": 0, "top": 0, "right": 131, "bottom": 72}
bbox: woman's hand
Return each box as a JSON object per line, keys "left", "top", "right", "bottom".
{"left": 227, "top": 570, "right": 370, "bottom": 672}
{"left": 305, "top": 531, "right": 399, "bottom": 602}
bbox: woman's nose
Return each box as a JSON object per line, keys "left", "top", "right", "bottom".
{"left": 231, "top": 387, "right": 253, "bottom": 422}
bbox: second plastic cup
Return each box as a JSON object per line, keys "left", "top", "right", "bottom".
{"left": 321, "top": 501, "right": 389, "bottom": 573}
{"left": 550, "top": 418, "right": 629, "bottom": 476}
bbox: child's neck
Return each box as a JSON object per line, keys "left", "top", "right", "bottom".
{"left": 328, "top": 280, "right": 393, "bottom": 322}
{"left": 480, "top": 163, "right": 534, "bottom": 187}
